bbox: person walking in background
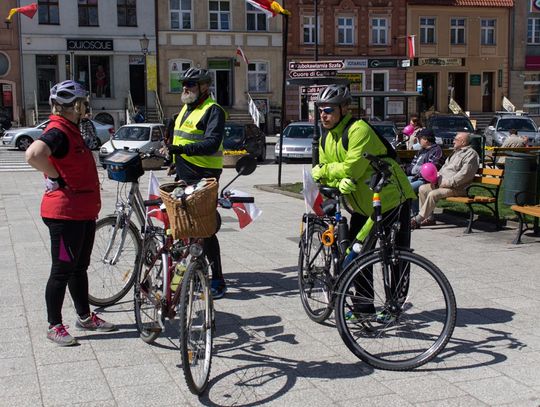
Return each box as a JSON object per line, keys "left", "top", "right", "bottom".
{"left": 163, "top": 68, "right": 228, "bottom": 299}
{"left": 132, "top": 105, "right": 145, "bottom": 123}
{"left": 25, "top": 80, "right": 116, "bottom": 346}
{"left": 404, "top": 116, "right": 423, "bottom": 149}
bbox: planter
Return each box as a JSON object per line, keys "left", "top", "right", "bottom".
{"left": 223, "top": 153, "right": 248, "bottom": 168}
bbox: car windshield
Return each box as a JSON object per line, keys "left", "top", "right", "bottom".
{"left": 223, "top": 125, "right": 245, "bottom": 150}
{"left": 497, "top": 118, "right": 536, "bottom": 132}
{"left": 284, "top": 125, "right": 314, "bottom": 138}
{"left": 113, "top": 127, "right": 150, "bottom": 141}
{"left": 430, "top": 117, "right": 473, "bottom": 132}
{"left": 372, "top": 125, "right": 396, "bottom": 137}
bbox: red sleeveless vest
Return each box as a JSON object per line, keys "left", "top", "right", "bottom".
{"left": 40, "top": 115, "right": 101, "bottom": 220}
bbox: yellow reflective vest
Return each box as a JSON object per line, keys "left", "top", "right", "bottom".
{"left": 172, "top": 97, "right": 224, "bottom": 169}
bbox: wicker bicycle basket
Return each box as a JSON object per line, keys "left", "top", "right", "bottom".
{"left": 159, "top": 178, "right": 218, "bottom": 239}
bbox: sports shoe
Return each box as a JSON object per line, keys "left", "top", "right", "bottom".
{"left": 210, "top": 279, "right": 227, "bottom": 299}
{"left": 47, "top": 324, "right": 78, "bottom": 347}
{"left": 75, "top": 312, "right": 116, "bottom": 332}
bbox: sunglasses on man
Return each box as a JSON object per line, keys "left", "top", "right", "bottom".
{"left": 182, "top": 81, "right": 198, "bottom": 88}
{"left": 318, "top": 107, "right": 335, "bottom": 114}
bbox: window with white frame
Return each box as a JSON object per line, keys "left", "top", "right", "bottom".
{"left": 302, "top": 15, "right": 321, "bottom": 44}
{"left": 170, "top": 0, "right": 191, "bottom": 30}
{"left": 371, "top": 17, "right": 388, "bottom": 45}
{"left": 247, "top": 3, "right": 267, "bottom": 31}
{"left": 248, "top": 62, "right": 268, "bottom": 92}
{"left": 420, "top": 17, "right": 435, "bottom": 44}
{"left": 209, "top": 0, "right": 230, "bottom": 30}
{"left": 450, "top": 18, "right": 466, "bottom": 45}
{"left": 337, "top": 16, "right": 354, "bottom": 45}
{"left": 528, "top": 18, "right": 540, "bottom": 44}
{"left": 169, "top": 59, "right": 192, "bottom": 93}
{"left": 481, "top": 19, "right": 496, "bottom": 45}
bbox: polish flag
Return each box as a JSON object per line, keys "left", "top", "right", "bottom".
{"left": 407, "top": 35, "right": 416, "bottom": 59}
{"left": 230, "top": 190, "right": 262, "bottom": 229}
{"left": 302, "top": 166, "right": 324, "bottom": 216}
{"left": 147, "top": 171, "right": 169, "bottom": 227}
{"left": 236, "top": 47, "right": 249, "bottom": 65}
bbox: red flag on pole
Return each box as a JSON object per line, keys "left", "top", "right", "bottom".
{"left": 147, "top": 171, "right": 169, "bottom": 227}
{"left": 407, "top": 35, "right": 416, "bottom": 59}
{"left": 6, "top": 3, "right": 38, "bottom": 22}
{"left": 236, "top": 47, "right": 249, "bottom": 65}
{"left": 302, "top": 166, "right": 325, "bottom": 217}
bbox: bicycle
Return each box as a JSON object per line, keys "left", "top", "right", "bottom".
{"left": 299, "top": 153, "right": 456, "bottom": 370}
{"left": 133, "top": 155, "right": 257, "bottom": 395}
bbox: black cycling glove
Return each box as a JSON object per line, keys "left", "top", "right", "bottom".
{"left": 167, "top": 145, "right": 184, "bottom": 155}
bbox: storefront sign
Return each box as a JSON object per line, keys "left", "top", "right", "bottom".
{"left": 67, "top": 39, "right": 113, "bottom": 51}
{"left": 470, "top": 74, "right": 481, "bottom": 86}
{"left": 417, "top": 57, "right": 463, "bottom": 66}
{"left": 343, "top": 59, "right": 368, "bottom": 69}
{"left": 289, "top": 70, "right": 337, "bottom": 78}
{"left": 368, "top": 59, "right": 398, "bottom": 68}
{"left": 289, "top": 60, "right": 344, "bottom": 71}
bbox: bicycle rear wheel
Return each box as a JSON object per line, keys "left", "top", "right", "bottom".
{"left": 179, "top": 259, "right": 213, "bottom": 395}
{"left": 88, "top": 216, "right": 140, "bottom": 306}
{"left": 298, "top": 218, "right": 334, "bottom": 323}
{"left": 133, "top": 234, "right": 163, "bottom": 344}
{"left": 335, "top": 250, "right": 456, "bottom": 371}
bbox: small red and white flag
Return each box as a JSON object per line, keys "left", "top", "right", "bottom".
{"left": 246, "top": 0, "right": 291, "bottom": 17}
{"left": 236, "top": 47, "right": 249, "bottom": 65}
{"left": 302, "top": 166, "right": 324, "bottom": 216}
{"left": 407, "top": 35, "right": 416, "bottom": 59}
{"left": 230, "top": 190, "right": 262, "bottom": 229}
{"left": 147, "top": 171, "right": 169, "bottom": 227}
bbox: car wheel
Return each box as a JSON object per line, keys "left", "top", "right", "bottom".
{"left": 16, "top": 136, "right": 33, "bottom": 151}
{"left": 257, "top": 144, "right": 266, "bottom": 162}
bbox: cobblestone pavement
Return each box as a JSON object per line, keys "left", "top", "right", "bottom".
{"left": 1, "top": 161, "right": 539, "bottom": 406}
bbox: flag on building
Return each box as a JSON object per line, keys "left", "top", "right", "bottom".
{"left": 407, "top": 35, "right": 416, "bottom": 59}
{"left": 236, "top": 47, "right": 249, "bottom": 65}
{"left": 6, "top": 3, "right": 38, "bottom": 22}
{"left": 302, "top": 166, "right": 324, "bottom": 216}
{"left": 230, "top": 190, "right": 262, "bottom": 229}
{"left": 147, "top": 171, "right": 169, "bottom": 227}
{"left": 246, "top": 0, "right": 291, "bottom": 17}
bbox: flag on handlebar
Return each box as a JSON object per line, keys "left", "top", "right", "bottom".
{"left": 302, "top": 166, "right": 325, "bottom": 216}
{"left": 147, "top": 171, "right": 169, "bottom": 227}
{"left": 230, "top": 190, "right": 262, "bottom": 229}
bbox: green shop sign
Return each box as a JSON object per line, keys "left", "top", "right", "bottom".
{"left": 208, "top": 60, "right": 231, "bottom": 70}
{"left": 470, "top": 74, "right": 481, "bottom": 86}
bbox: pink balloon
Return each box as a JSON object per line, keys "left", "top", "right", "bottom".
{"left": 403, "top": 124, "right": 415, "bottom": 136}
{"left": 420, "top": 163, "right": 438, "bottom": 184}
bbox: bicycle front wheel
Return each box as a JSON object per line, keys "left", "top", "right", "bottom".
{"left": 298, "top": 219, "right": 334, "bottom": 323}
{"left": 335, "top": 250, "right": 456, "bottom": 371}
{"left": 179, "top": 259, "right": 213, "bottom": 395}
{"left": 88, "top": 216, "right": 140, "bottom": 306}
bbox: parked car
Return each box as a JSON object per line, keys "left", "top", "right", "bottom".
{"left": 223, "top": 122, "right": 266, "bottom": 162}
{"left": 369, "top": 120, "right": 399, "bottom": 145}
{"left": 2, "top": 119, "right": 114, "bottom": 151}
{"left": 99, "top": 123, "right": 166, "bottom": 168}
{"left": 425, "top": 114, "right": 475, "bottom": 147}
{"left": 274, "top": 121, "right": 320, "bottom": 162}
{"left": 483, "top": 113, "right": 540, "bottom": 146}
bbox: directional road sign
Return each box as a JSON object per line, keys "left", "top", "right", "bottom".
{"left": 288, "top": 60, "right": 344, "bottom": 71}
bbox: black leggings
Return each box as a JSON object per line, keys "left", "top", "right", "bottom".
{"left": 43, "top": 218, "right": 95, "bottom": 326}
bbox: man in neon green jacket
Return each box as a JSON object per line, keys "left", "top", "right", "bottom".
{"left": 311, "top": 85, "right": 415, "bottom": 320}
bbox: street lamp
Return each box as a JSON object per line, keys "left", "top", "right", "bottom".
{"left": 139, "top": 33, "right": 149, "bottom": 122}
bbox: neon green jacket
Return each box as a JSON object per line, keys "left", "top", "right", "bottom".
{"left": 318, "top": 114, "right": 415, "bottom": 240}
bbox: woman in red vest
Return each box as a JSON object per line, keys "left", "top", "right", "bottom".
{"left": 25, "top": 80, "right": 115, "bottom": 346}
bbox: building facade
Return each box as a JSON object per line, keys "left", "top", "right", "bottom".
{"left": 0, "top": 0, "right": 23, "bottom": 125}
{"left": 19, "top": 0, "right": 156, "bottom": 127}
{"left": 156, "top": 0, "right": 283, "bottom": 133}
{"left": 406, "top": 0, "right": 513, "bottom": 115}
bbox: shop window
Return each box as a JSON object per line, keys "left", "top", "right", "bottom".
{"left": 247, "top": 3, "right": 267, "bottom": 31}
{"left": 38, "top": 0, "right": 59, "bottom": 25}
{"left": 302, "top": 15, "right": 321, "bottom": 45}
{"left": 75, "top": 55, "right": 111, "bottom": 98}
{"left": 481, "top": 19, "right": 495, "bottom": 46}
{"left": 524, "top": 73, "right": 540, "bottom": 114}
{"left": 528, "top": 18, "right": 540, "bottom": 44}
{"left": 170, "top": 0, "right": 192, "bottom": 30}
{"left": 79, "top": 0, "right": 99, "bottom": 27}
{"left": 209, "top": 1, "right": 230, "bottom": 30}
{"left": 420, "top": 17, "right": 436, "bottom": 44}
{"left": 248, "top": 62, "right": 268, "bottom": 93}
{"left": 450, "top": 18, "right": 466, "bottom": 45}
{"left": 371, "top": 17, "right": 388, "bottom": 45}
{"left": 117, "top": 0, "right": 137, "bottom": 27}
{"left": 169, "top": 59, "right": 192, "bottom": 93}
{"left": 337, "top": 16, "right": 354, "bottom": 45}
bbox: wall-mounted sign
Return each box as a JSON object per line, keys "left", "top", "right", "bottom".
{"left": 368, "top": 59, "right": 398, "bottom": 68}
{"left": 531, "top": 0, "right": 540, "bottom": 13}
{"left": 66, "top": 39, "right": 113, "bottom": 51}
{"left": 470, "top": 74, "right": 481, "bottom": 86}
{"left": 289, "top": 60, "right": 344, "bottom": 71}
{"left": 417, "top": 57, "right": 463, "bottom": 66}
{"left": 416, "top": 79, "right": 423, "bottom": 93}
{"left": 343, "top": 59, "right": 368, "bottom": 69}
{"left": 289, "top": 70, "right": 337, "bottom": 78}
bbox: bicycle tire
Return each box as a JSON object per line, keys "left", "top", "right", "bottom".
{"left": 179, "top": 259, "right": 213, "bottom": 395}
{"left": 133, "top": 234, "right": 163, "bottom": 344}
{"left": 335, "top": 250, "right": 456, "bottom": 371}
{"left": 298, "top": 219, "right": 334, "bottom": 323}
{"left": 88, "top": 216, "right": 140, "bottom": 306}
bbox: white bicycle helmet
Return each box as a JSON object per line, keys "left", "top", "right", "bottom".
{"left": 179, "top": 68, "right": 212, "bottom": 84}
{"left": 49, "top": 80, "right": 88, "bottom": 106}
{"left": 316, "top": 85, "right": 351, "bottom": 105}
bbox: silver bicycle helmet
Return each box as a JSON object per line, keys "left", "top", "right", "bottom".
{"left": 179, "top": 68, "right": 212, "bottom": 84}
{"left": 316, "top": 85, "right": 351, "bottom": 105}
{"left": 49, "top": 80, "right": 88, "bottom": 106}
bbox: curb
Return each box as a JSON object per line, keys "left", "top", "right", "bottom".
{"left": 255, "top": 183, "right": 303, "bottom": 200}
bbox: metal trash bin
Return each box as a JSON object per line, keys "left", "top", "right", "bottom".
{"left": 469, "top": 134, "right": 485, "bottom": 165}
{"left": 503, "top": 152, "right": 538, "bottom": 205}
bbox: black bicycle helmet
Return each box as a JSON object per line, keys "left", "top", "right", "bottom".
{"left": 179, "top": 68, "right": 212, "bottom": 84}
{"left": 316, "top": 85, "right": 351, "bottom": 105}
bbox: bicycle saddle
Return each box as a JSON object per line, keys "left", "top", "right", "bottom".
{"left": 319, "top": 186, "right": 340, "bottom": 199}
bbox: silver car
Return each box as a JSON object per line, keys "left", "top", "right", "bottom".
{"left": 484, "top": 114, "right": 540, "bottom": 146}
{"left": 274, "top": 122, "right": 319, "bottom": 162}
{"left": 2, "top": 119, "right": 114, "bottom": 151}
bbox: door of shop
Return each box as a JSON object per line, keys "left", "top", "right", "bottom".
{"left": 372, "top": 72, "right": 387, "bottom": 120}
{"left": 482, "top": 72, "right": 493, "bottom": 112}
{"left": 129, "top": 64, "right": 144, "bottom": 106}
{"left": 417, "top": 73, "right": 437, "bottom": 113}
{"left": 448, "top": 72, "right": 467, "bottom": 111}
{"left": 208, "top": 60, "right": 232, "bottom": 107}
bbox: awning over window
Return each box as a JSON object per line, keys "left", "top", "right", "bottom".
{"left": 525, "top": 56, "right": 540, "bottom": 70}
